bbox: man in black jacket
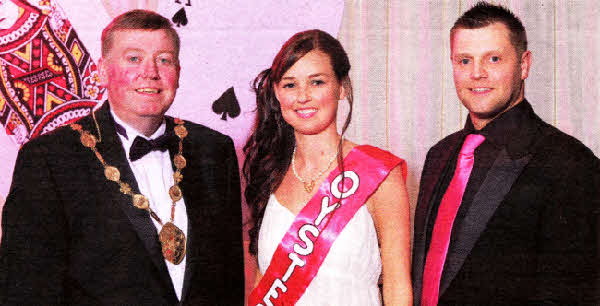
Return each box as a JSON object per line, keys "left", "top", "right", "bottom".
{"left": 1, "top": 10, "right": 245, "bottom": 305}
{"left": 412, "top": 2, "right": 599, "bottom": 305}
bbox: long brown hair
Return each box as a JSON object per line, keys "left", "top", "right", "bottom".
{"left": 243, "top": 29, "right": 353, "bottom": 255}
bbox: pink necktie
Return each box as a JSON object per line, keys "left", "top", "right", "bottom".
{"left": 421, "top": 134, "right": 485, "bottom": 306}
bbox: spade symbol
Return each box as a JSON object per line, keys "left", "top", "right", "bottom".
{"left": 212, "top": 87, "right": 240, "bottom": 121}
{"left": 172, "top": 8, "right": 188, "bottom": 27}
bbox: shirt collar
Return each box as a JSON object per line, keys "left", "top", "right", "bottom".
{"left": 110, "top": 109, "right": 166, "bottom": 160}
{"left": 463, "top": 99, "right": 539, "bottom": 159}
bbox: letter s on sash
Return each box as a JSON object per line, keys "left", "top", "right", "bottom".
{"left": 293, "top": 224, "right": 319, "bottom": 255}
{"left": 330, "top": 171, "right": 360, "bottom": 199}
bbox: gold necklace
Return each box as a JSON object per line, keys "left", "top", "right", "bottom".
{"left": 291, "top": 140, "right": 341, "bottom": 193}
{"left": 70, "top": 114, "right": 189, "bottom": 265}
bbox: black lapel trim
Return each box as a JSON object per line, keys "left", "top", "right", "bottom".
{"left": 89, "top": 102, "right": 177, "bottom": 298}
{"left": 166, "top": 117, "right": 198, "bottom": 303}
{"left": 439, "top": 148, "right": 532, "bottom": 295}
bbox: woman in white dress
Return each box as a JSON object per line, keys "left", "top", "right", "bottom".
{"left": 244, "top": 29, "right": 412, "bottom": 305}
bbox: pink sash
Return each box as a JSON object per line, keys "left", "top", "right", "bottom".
{"left": 248, "top": 145, "right": 406, "bottom": 306}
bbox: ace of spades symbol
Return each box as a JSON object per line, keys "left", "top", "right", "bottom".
{"left": 212, "top": 87, "right": 240, "bottom": 121}
{"left": 172, "top": 8, "right": 188, "bottom": 27}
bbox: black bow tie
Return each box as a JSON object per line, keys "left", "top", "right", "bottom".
{"left": 129, "top": 134, "right": 174, "bottom": 161}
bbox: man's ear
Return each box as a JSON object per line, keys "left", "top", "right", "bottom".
{"left": 520, "top": 50, "right": 532, "bottom": 80}
{"left": 98, "top": 57, "right": 109, "bottom": 87}
{"left": 175, "top": 63, "right": 181, "bottom": 89}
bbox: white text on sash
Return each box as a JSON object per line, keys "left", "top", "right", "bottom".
{"left": 258, "top": 171, "right": 360, "bottom": 306}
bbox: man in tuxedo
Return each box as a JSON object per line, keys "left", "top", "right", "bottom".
{"left": 0, "top": 10, "right": 244, "bottom": 304}
{"left": 412, "top": 2, "right": 599, "bottom": 305}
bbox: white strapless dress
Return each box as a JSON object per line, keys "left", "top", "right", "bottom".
{"left": 258, "top": 194, "right": 382, "bottom": 306}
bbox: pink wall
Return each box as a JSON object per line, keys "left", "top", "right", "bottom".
{"left": 0, "top": 0, "right": 344, "bottom": 295}
{"left": 0, "top": 0, "right": 345, "bottom": 195}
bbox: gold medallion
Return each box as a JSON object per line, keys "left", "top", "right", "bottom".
{"left": 174, "top": 125, "right": 188, "bottom": 139}
{"left": 159, "top": 222, "right": 186, "bottom": 265}
{"left": 132, "top": 194, "right": 149, "bottom": 210}
{"left": 174, "top": 154, "right": 187, "bottom": 169}
{"left": 303, "top": 180, "right": 315, "bottom": 193}
{"left": 104, "top": 166, "right": 120, "bottom": 182}
{"left": 80, "top": 132, "right": 97, "bottom": 148}
{"left": 169, "top": 185, "right": 182, "bottom": 202}
{"left": 74, "top": 118, "right": 189, "bottom": 267}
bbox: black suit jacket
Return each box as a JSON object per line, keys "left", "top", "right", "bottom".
{"left": 0, "top": 102, "right": 245, "bottom": 305}
{"left": 412, "top": 102, "right": 599, "bottom": 305}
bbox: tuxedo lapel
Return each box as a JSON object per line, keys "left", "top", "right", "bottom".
{"left": 88, "top": 103, "right": 175, "bottom": 295}
{"left": 180, "top": 206, "right": 203, "bottom": 304}
{"left": 439, "top": 148, "right": 531, "bottom": 295}
{"left": 167, "top": 118, "right": 200, "bottom": 302}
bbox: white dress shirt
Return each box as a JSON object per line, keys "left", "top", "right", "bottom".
{"left": 112, "top": 111, "right": 188, "bottom": 301}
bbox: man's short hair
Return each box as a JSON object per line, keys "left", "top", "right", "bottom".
{"left": 101, "top": 9, "right": 180, "bottom": 57}
{"left": 451, "top": 1, "right": 527, "bottom": 56}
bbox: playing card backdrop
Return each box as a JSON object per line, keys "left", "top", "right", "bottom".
{"left": 157, "top": 0, "right": 344, "bottom": 147}
{"left": 0, "top": 0, "right": 105, "bottom": 145}
{"left": 0, "top": 0, "right": 344, "bottom": 247}
{"left": 0, "top": 0, "right": 344, "bottom": 295}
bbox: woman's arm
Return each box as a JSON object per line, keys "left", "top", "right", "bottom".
{"left": 246, "top": 268, "right": 264, "bottom": 306}
{"left": 368, "top": 166, "right": 413, "bottom": 305}
{"left": 253, "top": 268, "right": 263, "bottom": 289}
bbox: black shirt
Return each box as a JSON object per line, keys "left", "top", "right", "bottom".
{"left": 424, "top": 100, "right": 538, "bottom": 254}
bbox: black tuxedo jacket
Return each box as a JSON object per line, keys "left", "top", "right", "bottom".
{"left": 0, "top": 102, "right": 245, "bottom": 305}
{"left": 412, "top": 102, "right": 599, "bottom": 305}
